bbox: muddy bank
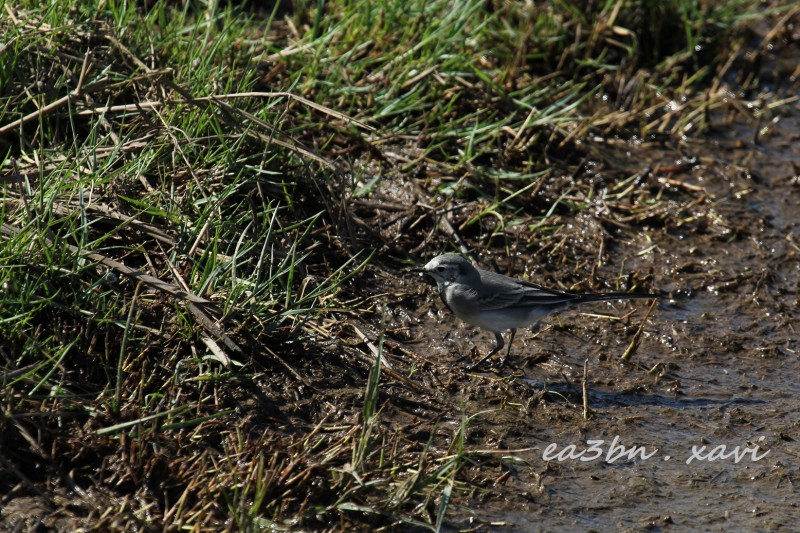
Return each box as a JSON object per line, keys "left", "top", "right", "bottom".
{"left": 1, "top": 4, "right": 797, "bottom": 530}
{"left": 378, "top": 106, "right": 799, "bottom": 530}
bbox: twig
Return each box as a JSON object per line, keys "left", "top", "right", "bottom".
{"left": 186, "top": 302, "right": 241, "bottom": 355}
{"left": 0, "top": 72, "right": 167, "bottom": 136}
{"left": 105, "top": 32, "right": 151, "bottom": 72}
{"left": 0, "top": 224, "right": 249, "bottom": 359}
{"left": 200, "top": 335, "right": 233, "bottom": 367}
{"left": 208, "top": 97, "right": 336, "bottom": 169}
{"left": 71, "top": 91, "right": 375, "bottom": 132}
{"left": 345, "top": 321, "right": 428, "bottom": 395}
{"left": 582, "top": 358, "right": 590, "bottom": 419}
{"left": 620, "top": 298, "right": 658, "bottom": 361}
{"left": 81, "top": 247, "right": 213, "bottom": 304}
{"left": 261, "top": 344, "right": 311, "bottom": 387}
{"left": 438, "top": 216, "right": 471, "bottom": 258}
{"left": 350, "top": 322, "right": 393, "bottom": 370}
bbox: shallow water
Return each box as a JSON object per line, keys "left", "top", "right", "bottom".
{"left": 407, "top": 106, "right": 800, "bottom": 531}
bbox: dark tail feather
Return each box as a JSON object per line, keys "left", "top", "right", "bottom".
{"left": 575, "top": 291, "right": 660, "bottom": 304}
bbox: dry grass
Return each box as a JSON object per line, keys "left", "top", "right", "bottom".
{"left": 1, "top": 0, "right": 798, "bottom": 530}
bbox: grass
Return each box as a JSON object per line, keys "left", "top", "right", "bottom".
{"left": 1, "top": 0, "right": 797, "bottom": 530}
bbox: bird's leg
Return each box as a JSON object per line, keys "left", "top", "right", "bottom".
{"left": 494, "top": 328, "right": 517, "bottom": 368}
{"left": 465, "top": 331, "right": 504, "bottom": 370}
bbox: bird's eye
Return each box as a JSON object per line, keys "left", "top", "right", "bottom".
{"left": 437, "top": 266, "right": 445, "bottom": 272}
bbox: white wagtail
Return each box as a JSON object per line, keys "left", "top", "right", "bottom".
{"left": 413, "top": 254, "right": 659, "bottom": 370}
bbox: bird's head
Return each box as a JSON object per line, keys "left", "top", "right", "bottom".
{"left": 412, "top": 254, "right": 475, "bottom": 288}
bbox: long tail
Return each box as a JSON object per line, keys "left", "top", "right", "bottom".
{"left": 573, "top": 291, "right": 660, "bottom": 304}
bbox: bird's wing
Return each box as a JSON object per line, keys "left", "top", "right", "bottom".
{"left": 474, "top": 282, "right": 526, "bottom": 310}
{"left": 477, "top": 272, "right": 578, "bottom": 311}
{"left": 475, "top": 269, "right": 657, "bottom": 312}
{"left": 516, "top": 281, "right": 581, "bottom": 308}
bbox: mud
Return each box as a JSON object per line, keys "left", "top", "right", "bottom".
{"left": 383, "top": 106, "right": 799, "bottom": 530}
{"left": 2, "top": 7, "right": 797, "bottom": 532}
{"left": 6, "top": 105, "right": 788, "bottom": 532}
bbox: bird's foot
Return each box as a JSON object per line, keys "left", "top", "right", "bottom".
{"left": 465, "top": 357, "right": 509, "bottom": 371}
{"left": 464, "top": 360, "right": 489, "bottom": 371}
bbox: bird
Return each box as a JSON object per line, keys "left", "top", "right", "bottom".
{"left": 413, "top": 253, "right": 659, "bottom": 370}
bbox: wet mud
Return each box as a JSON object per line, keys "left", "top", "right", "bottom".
{"left": 381, "top": 106, "right": 799, "bottom": 530}
{"left": 6, "top": 106, "right": 789, "bottom": 533}
{"left": 2, "top": 7, "right": 798, "bottom": 532}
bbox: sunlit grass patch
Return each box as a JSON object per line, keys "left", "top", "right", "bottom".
{"left": 1, "top": 0, "right": 797, "bottom": 529}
